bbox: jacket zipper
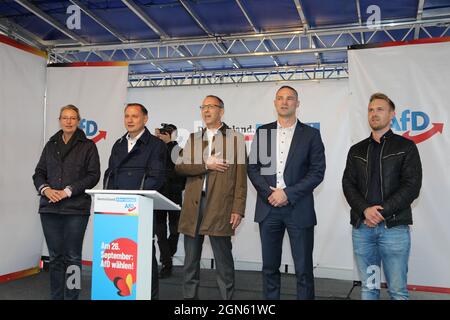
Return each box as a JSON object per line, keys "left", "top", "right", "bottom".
{"left": 380, "top": 139, "right": 386, "bottom": 228}
{"left": 382, "top": 151, "right": 405, "bottom": 159}
{"left": 354, "top": 156, "right": 367, "bottom": 162}
{"left": 359, "top": 144, "right": 370, "bottom": 227}
{"left": 364, "top": 145, "right": 370, "bottom": 200}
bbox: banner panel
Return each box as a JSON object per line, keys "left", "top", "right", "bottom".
{"left": 0, "top": 38, "right": 46, "bottom": 276}
{"left": 348, "top": 41, "right": 450, "bottom": 288}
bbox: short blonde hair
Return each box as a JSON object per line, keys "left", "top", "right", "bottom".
{"left": 369, "top": 93, "right": 395, "bottom": 111}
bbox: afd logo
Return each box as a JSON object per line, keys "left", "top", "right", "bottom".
{"left": 79, "top": 119, "right": 107, "bottom": 144}
{"left": 392, "top": 110, "right": 444, "bottom": 144}
{"left": 124, "top": 203, "right": 136, "bottom": 212}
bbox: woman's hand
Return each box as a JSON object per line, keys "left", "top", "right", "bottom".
{"left": 44, "top": 188, "right": 68, "bottom": 203}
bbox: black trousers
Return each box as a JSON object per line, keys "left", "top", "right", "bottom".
{"left": 152, "top": 240, "right": 159, "bottom": 299}
{"left": 154, "top": 209, "right": 180, "bottom": 267}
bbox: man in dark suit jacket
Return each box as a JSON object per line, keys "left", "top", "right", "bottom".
{"left": 247, "top": 86, "right": 326, "bottom": 300}
{"left": 104, "top": 103, "right": 167, "bottom": 300}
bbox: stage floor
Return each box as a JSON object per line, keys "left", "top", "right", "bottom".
{"left": 1, "top": 266, "right": 449, "bottom": 300}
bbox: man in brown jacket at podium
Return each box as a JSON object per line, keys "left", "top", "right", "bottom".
{"left": 175, "top": 95, "right": 247, "bottom": 300}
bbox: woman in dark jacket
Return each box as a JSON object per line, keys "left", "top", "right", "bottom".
{"left": 32, "top": 105, "right": 100, "bottom": 300}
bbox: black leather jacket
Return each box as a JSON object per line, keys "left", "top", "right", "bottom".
{"left": 342, "top": 130, "right": 422, "bottom": 228}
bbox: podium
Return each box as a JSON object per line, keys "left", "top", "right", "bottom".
{"left": 86, "top": 189, "right": 180, "bottom": 300}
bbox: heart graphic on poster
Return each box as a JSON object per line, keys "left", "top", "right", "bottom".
{"left": 113, "top": 273, "right": 133, "bottom": 296}
{"left": 102, "top": 238, "right": 137, "bottom": 297}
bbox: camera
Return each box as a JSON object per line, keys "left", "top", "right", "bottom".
{"left": 158, "top": 123, "right": 177, "bottom": 135}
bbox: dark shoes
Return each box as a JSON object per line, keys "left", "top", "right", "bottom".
{"left": 159, "top": 265, "right": 172, "bottom": 279}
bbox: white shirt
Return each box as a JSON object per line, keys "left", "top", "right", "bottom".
{"left": 126, "top": 129, "right": 145, "bottom": 153}
{"left": 276, "top": 121, "right": 297, "bottom": 189}
{"left": 203, "top": 124, "right": 223, "bottom": 191}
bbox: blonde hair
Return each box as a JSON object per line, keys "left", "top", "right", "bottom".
{"left": 59, "top": 104, "right": 81, "bottom": 120}
{"left": 369, "top": 93, "right": 395, "bottom": 111}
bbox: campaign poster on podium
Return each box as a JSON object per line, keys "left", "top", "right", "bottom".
{"left": 91, "top": 196, "right": 139, "bottom": 300}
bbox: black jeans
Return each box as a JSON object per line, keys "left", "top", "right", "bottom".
{"left": 40, "top": 213, "right": 89, "bottom": 300}
{"left": 155, "top": 210, "right": 180, "bottom": 267}
{"left": 152, "top": 240, "right": 159, "bottom": 299}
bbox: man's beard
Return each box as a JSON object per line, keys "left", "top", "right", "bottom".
{"left": 369, "top": 118, "right": 389, "bottom": 131}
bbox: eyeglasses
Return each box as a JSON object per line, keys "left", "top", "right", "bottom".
{"left": 60, "top": 116, "right": 78, "bottom": 121}
{"left": 199, "top": 104, "right": 222, "bottom": 110}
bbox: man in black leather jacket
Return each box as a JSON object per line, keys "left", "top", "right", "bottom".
{"left": 342, "top": 92, "right": 422, "bottom": 300}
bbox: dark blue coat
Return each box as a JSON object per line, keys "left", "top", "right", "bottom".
{"left": 33, "top": 128, "right": 101, "bottom": 215}
{"left": 247, "top": 120, "right": 326, "bottom": 227}
{"left": 104, "top": 127, "right": 167, "bottom": 191}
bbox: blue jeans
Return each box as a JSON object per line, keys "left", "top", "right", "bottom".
{"left": 352, "top": 222, "right": 410, "bottom": 300}
{"left": 40, "top": 213, "right": 89, "bottom": 300}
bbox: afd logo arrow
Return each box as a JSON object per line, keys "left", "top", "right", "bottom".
{"left": 91, "top": 130, "right": 107, "bottom": 144}
{"left": 402, "top": 123, "right": 443, "bottom": 144}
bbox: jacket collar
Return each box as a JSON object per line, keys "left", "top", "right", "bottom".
{"left": 369, "top": 129, "right": 394, "bottom": 143}
{"left": 285, "top": 119, "right": 305, "bottom": 168}
{"left": 268, "top": 119, "right": 303, "bottom": 130}
{"left": 167, "top": 140, "right": 178, "bottom": 147}
{"left": 49, "top": 128, "right": 87, "bottom": 143}
{"left": 201, "top": 122, "right": 230, "bottom": 137}
{"left": 121, "top": 127, "right": 151, "bottom": 145}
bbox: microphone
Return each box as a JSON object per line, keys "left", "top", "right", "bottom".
{"left": 139, "top": 171, "right": 147, "bottom": 190}
{"left": 139, "top": 168, "right": 171, "bottom": 190}
{"left": 104, "top": 169, "right": 114, "bottom": 189}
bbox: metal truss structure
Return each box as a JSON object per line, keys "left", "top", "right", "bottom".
{"left": 47, "top": 15, "right": 449, "bottom": 87}
{"left": 1, "top": 0, "right": 449, "bottom": 87}
{"left": 127, "top": 64, "right": 349, "bottom": 87}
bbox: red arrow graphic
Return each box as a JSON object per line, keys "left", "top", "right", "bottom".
{"left": 91, "top": 130, "right": 107, "bottom": 144}
{"left": 402, "top": 123, "right": 443, "bottom": 144}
